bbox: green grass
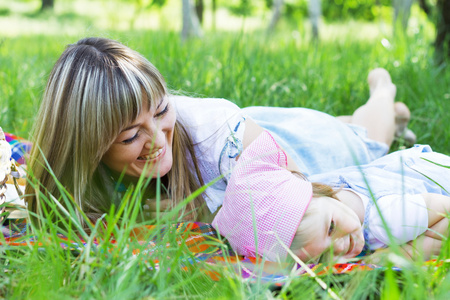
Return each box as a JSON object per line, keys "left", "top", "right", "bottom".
{"left": 1, "top": 28, "right": 449, "bottom": 154}
{"left": 1, "top": 3, "right": 450, "bottom": 299}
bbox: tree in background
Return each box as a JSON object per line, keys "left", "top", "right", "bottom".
{"left": 435, "top": 0, "right": 450, "bottom": 62}
{"left": 418, "top": 0, "right": 450, "bottom": 62}
{"left": 41, "top": 0, "right": 54, "bottom": 11}
{"left": 211, "top": 0, "right": 217, "bottom": 30}
{"left": 195, "top": 0, "right": 204, "bottom": 24}
{"left": 182, "top": 0, "right": 203, "bottom": 40}
{"left": 194, "top": 0, "right": 218, "bottom": 30}
{"left": 392, "top": 0, "right": 413, "bottom": 36}
{"left": 308, "top": 0, "right": 320, "bottom": 40}
{"left": 267, "top": 0, "right": 284, "bottom": 32}
{"left": 266, "top": 0, "right": 321, "bottom": 41}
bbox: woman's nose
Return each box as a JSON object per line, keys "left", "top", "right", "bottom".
{"left": 144, "top": 129, "right": 164, "bottom": 150}
{"left": 144, "top": 142, "right": 153, "bottom": 150}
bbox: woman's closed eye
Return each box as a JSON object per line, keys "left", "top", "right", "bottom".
{"left": 155, "top": 103, "right": 169, "bottom": 118}
{"left": 122, "top": 132, "right": 140, "bottom": 144}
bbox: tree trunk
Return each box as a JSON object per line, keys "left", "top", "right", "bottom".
{"left": 212, "top": 0, "right": 217, "bottom": 31}
{"left": 309, "top": 0, "right": 321, "bottom": 41}
{"left": 267, "top": 0, "right": 284, "bottom": 32}
{"left": 418, "top": 0, "right": 431, "bottom": 16}
{"left": 392, "top": 0, "right": 413, "bottom": 36}
{"left": 195, "top": 0, "right": 204, "bottom": 25}
{"left": 181, "top": 0, "right": 203, "bottom": 40}
{"left": 435, "top": 0, "right": 450, "bottom": 62}
{"left": 41, "top": 0, "right": 54, "bottom": 11}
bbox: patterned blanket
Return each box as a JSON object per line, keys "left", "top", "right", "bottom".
{"left": 4, "top": 133, "right": 32, "bottom": 165}
{"left": 0, "top": 132, "right": 406, "bottom": 284}
{"left": 1, "top": 219, "right": 384, "bottom": 284}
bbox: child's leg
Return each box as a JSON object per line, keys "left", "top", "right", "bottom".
{"left": 350, "top": 68, "right": 397, "bottom": 147}
{"left": 338, "top": 101, "right": 415, "bottom": 147}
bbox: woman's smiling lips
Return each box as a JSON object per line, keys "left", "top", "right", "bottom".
{"left": 137, "top": 146, "right": 166, "bottom": 161}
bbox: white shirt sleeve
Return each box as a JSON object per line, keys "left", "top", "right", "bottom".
{"left": 367, "top": 194, "right": 429, "bottom": 248}
{"left": 170, "top": 95, "right": 246, "bottom": 212}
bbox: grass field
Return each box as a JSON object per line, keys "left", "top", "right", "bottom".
{"left": 1, "top": 14, "right": 449, "bottom": 154}
{"left": 1, "top": 2, "right": 450, "bottom": 299}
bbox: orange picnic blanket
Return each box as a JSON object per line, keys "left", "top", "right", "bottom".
{"left": 1, "top": 219, "right": 383, "bottom": 284}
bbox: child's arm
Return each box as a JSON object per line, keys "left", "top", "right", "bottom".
{"left": 399, "top": 193, "right": 450, "bottom": 260}
{"left": 366, "top": 193, "right": 450, "bottom": 263}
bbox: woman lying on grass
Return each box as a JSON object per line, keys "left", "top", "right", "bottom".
{"left": 25, "top": 37, "right": 414, "bottom": 227}
{"left": 213, "top": 130, "right": 450, "bottom": 262}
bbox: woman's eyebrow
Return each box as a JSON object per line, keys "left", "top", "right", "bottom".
{"left": 122, "top": 124, "right": 140, "bottom": 132}
{"left": 121, "top": 98, "right": 165, "bottom": 132}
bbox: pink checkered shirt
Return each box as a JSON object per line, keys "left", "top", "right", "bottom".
{"left": 212, "top": 131, "right": 312, "bottom": 261}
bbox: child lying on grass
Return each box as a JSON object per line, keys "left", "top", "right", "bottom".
{"left": 212, "top": 131, "right": 450, "bottom": 263}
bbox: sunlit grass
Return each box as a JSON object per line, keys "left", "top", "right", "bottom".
{"left": 4, "top": 28, "right": 446, "bottom": 152}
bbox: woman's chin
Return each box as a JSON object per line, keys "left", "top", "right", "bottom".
{"left": 147, "top": 161, "right": 173, "bottom": 178}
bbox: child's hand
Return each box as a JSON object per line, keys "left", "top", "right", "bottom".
{"left": 142, "top": 197, "right": 172, "bottom": 220}
{"left": 362, "top": 248, "right": 392, "bottom": 265}
{"left": 363, "top": 246, "right": 413, "bottom": 266}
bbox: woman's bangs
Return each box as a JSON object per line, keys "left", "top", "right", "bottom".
{"left": 103, "top": 65, "right": 142, "bottom": 139}
{"left": 116, "top": 62, "right": 166, "bottom": 123}
{"left": 116, "top": 75, "right": 142, "bottom": 128}
{"left": 139, "top": 67, "right": 167, "bottom": 112}
{"left": 92, "top": 56, "right": 167, "bottom": 149}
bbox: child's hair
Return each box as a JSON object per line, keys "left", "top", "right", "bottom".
{"left": 25, "top": 37, "right": 206, "bottom": 229}
{"left": 289, "top": 182, "right": 339, "bottom": 254}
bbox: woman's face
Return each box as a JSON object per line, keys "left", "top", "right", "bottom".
{"left": 294, "top": 196, "right": 365, "bottom": 262}
{"left": 102, "top": 97, "right": 176, "bottom": 179}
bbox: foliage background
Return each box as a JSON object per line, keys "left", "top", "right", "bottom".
{"left": 1, "top": 0, "right": 448, "bottom": 154}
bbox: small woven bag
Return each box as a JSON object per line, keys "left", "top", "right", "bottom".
{"left": 0, "top": 127, "right": 12, "bottom": 223}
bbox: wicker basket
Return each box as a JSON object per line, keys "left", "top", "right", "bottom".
{"left": 0, "top": 127, "right": 28, "bottom": 223}
{"left": 0, "top": 126, "right": 11, "bottom": 223}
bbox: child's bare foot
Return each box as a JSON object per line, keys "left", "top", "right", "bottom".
{"left": 368, "top": 68, "right": 396, "bottom": 98}
{"left": 394, "top": 102, "right": 410, "bottom": 135}
{"left": 394, "top": 102, "right": 417, "bottom": 145}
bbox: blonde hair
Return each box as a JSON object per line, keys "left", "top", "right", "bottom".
{"left": 289, "top": 182, "right": 339, "bottom": 253}
{"left": 26, "top": 37, "right": 206, "bottom": 228}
